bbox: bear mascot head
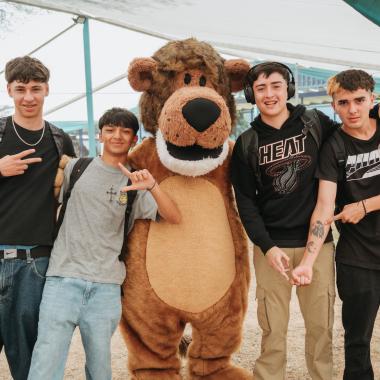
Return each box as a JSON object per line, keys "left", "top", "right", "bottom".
{"left": 121, "top": 38, "right": 253, "bottom": 380}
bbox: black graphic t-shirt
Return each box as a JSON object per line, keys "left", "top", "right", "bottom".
{"left": 231, "top": 104, "right": 337, "bottom": 252}
{"left": 317, "top": 119, "right": 380, "bottom": 270}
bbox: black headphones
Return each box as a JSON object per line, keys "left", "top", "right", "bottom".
{"left": 244, "top": 62, "right": 296, "bottom": 104}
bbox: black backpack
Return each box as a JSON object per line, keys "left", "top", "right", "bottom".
{"left": 55, "top": 158, "right": 137, "bottom": 261}
{"left": 240, "top": 109, "right": 323, "bottom": 189}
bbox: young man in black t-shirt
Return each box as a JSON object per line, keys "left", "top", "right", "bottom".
{"left": 0, "top": 56, "right": 75, "bottom": 380}
{"left": 292, "top": 69, "right": 380, "bottom": 380}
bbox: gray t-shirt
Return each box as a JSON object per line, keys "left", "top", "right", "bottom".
{"left": 47, "top": 157, "right": 157, "bottom": 284}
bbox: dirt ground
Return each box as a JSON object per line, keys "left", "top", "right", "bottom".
{"left": 1, "top": 260, "right": 379, "bottom": 380}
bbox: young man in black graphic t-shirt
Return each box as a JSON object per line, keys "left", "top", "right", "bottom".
{"left": 292, "top": 69, "right": 380, "bottom": 380}
{"left": 231, "top": 62, "right": 380, "bottom": 380}
{"left": 0, "top": 56, "right": 75, "bottom": 380}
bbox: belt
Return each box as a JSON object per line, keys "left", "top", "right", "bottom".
{"left": 0, "top": 246, "right": 51, "bottom": 260}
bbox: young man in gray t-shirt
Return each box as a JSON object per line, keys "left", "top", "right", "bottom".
{"left": 28, "top": 108, "right": 181, "bottom": 380}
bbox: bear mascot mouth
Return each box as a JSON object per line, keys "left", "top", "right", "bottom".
{"left": 155, "top": 86, "right": 231, "bottom": 176}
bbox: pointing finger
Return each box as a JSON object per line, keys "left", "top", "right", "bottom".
{"left": 118, "top": 163, "right": 132, "bottom": 177}
{"left": 333, "top": 212, "right": 343, "bottom": 221}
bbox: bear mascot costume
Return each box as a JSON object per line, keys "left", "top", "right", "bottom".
{"left": 120, "top": 38, "right": 253, "bottom": 380}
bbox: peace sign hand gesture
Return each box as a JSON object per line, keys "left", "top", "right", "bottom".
{"left": 118, "top": 163, "right": 156, "bottom": 192}
{"left": 0, "top": 149, "right": 42, "bottom": 177}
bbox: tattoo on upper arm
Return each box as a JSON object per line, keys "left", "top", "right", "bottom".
{"left": 311, "top": 220, "right": 324, "bottom": 239}
{"left": 306, "top": 241, "right": 316, "bottom": 255}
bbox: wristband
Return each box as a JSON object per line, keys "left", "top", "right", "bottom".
{"left": 361, "top": 200, "right": 367, "bottom": 215}
{"left": 148, "top": 180, "right": 157, "bottom": 191}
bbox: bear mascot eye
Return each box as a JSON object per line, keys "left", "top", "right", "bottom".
{"left": 199, "top": 75, "right": 206, "bottom": 87}
{"left": 184, "top": 73, "right": 191, "bottom": 85}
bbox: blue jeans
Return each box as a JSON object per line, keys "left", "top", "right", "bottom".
{"left": 0, "top": 256, "right": 49, "bottom": 380}
{"left": 28, "top": 276, "right": 122, "bottom": 380}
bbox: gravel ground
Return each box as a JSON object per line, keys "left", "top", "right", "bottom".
{"left": 1, "top": 258, "right": 379, "bottom": 379}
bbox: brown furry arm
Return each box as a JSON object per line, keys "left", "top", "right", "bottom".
{"left": 54, "top": 154, "right": 72, "bottom": 199}
{"left": 127, "top": 137, "right": 156, "bottom": 170}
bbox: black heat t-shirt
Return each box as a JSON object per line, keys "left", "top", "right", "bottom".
{"left": 0, "top": 117, "right": 61, "bottom": 245}
{"left": 317, "top": 119, "right": 380, "bottom": 270}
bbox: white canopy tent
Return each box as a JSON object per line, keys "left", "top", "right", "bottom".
{"left": 7, "top": 0, "right": 380, "bottom": 72}
{"left": 1, "top": 0, "right": 380, "bottom": 154}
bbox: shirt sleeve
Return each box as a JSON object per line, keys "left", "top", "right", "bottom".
{"left": 127, "top": 189, "right": 158, "bottom": 234}
{"left": 316, "top": 139, "right": 339, "bottom": 183}
{"left": 230, "top": 136, "right": 276, "bottom": 254}
{"left": 62, "top": 131, "right": 76, "bottom": 158}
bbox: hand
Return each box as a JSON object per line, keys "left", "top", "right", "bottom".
{"left": 325, "top": 201, "right": 365, "bottom": 225}
{"left": 0, "top": 149, "right": 42, "bottom": 177}
{"left": 118, "top": 164, "right": 156, "bottom": 192}
{"left": 266, "top": 247, "right": 290, "bottom": 280}
{"left": 290, "top": 264, "right": 313, "bottom": 286}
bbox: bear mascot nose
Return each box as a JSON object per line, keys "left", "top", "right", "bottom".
{"left": 182, "top": 98, "right": 221, "bottom": 132}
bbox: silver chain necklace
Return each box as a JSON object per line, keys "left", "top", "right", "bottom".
{"left": 12, "top": 116, "right": 46, "bottom": 147}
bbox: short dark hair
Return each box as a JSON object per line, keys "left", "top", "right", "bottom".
{"left": 246, "top": 62, "right": 291, "bottom": 87}
{"left": 5, "top": 56, "right": 50, "bottom": 84}
{"left": 98, "top": 107, "right": 139, "bottom": 134}
{"left": 327, "top": 69, "right": 375, "bottom": 96}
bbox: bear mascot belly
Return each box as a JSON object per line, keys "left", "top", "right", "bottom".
{"left": 120, "top": 38, "right": 253, "bottom": 380}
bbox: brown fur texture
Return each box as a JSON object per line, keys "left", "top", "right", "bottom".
{"left": 122, "top": 38, "right": 252, "bottom": 380}
{"left": 53, "top": 154, "right": 71, "bottom": 198}
{"left": 128, "top": 38, "right": 250, "bottom": 135}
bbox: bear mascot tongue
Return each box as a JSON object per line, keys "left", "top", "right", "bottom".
{"left": 121, "top": 38, "right": 254, "bottom": 380}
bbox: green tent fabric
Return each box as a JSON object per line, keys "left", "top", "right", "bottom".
{"left": 344, "top": 0, "right": 380, "bottom": 26}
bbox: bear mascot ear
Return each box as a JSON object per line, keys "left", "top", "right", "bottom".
{"left": 128, "top": 57, "right": 158, "bottom": 92}
{"left": 224, "top": 59, "right": 251, "bottom": 93}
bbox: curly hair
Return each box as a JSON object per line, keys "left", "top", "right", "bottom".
{"left": 327, "top": 69, "right": 375, "bottom": 96}
{"left": 139, "top": 38, "right": 236, "bottom": 134}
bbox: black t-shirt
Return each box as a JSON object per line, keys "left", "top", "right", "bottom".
{"left": 231, "top": 104, "right": 336, "bottom": 252}
{"left": 317, "top": 120, "right": 380, "bottom": 270}
{"left": 0, "top": 117, "right": 74, "bottom": 246}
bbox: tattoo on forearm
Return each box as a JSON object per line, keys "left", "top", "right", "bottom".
{"left": 306, "top": 241, "right": 316, "bottom": 255}
{"left": 311, "top": 220, "right": 324, "bottom": 239}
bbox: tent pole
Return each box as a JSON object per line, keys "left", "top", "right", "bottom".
{"left": 81, "top": 17, "right": 97, "bottom": 157}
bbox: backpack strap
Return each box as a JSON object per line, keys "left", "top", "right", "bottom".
{"left": 300, "top": 109, "right": 322, "bottom": 149}
{"left": 329, "top": 128, "right": 346, "bottom": 181}
{"left": 119, "top": 174, "right": 137, "bottom": 262}
{"left": 0, "top": 117, "right": 7, "bottom": 143}
{"left": 55, "top": 157, "right": 93, "bottom": 238}
{"left": 240, "top": 126, "right": 262, "bottom": 189}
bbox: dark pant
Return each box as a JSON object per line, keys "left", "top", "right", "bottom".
{"left": 0, "top": 257, "right": 49, "bottom": 380}
{"left": 337, "top": 262, "right": 380, "bottom": 380}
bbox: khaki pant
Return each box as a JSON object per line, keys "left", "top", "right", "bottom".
{"left": 253, "top": 242, "right": 335, "bottom": 380}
